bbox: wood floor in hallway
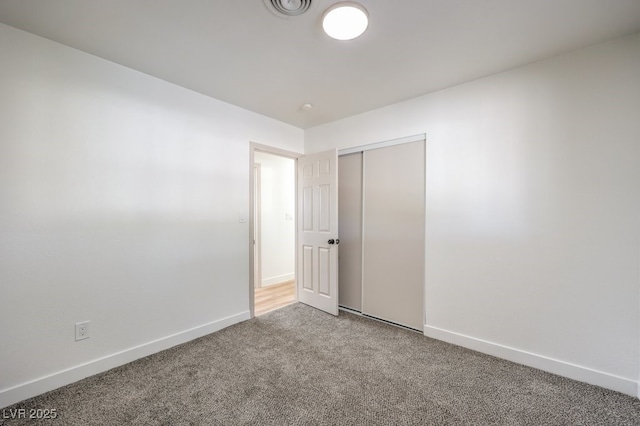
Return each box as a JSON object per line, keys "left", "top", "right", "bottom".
{"left": 254, "top": 280, "right": 296, "bottom": 316}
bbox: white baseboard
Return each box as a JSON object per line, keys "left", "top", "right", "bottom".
{"left": 0, "top": 311, "right": 250, "bottom": 409}
{"left": 262, "top": 273, "right": 294, "bottom": 287}
{"left": 424, "top": 324, "right": 638, "bottom": 398}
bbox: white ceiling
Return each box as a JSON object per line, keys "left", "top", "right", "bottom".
{"left": 1, "top": 0, "right": 640, "bottom": 129}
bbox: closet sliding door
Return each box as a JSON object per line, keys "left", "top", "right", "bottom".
{"left": 361, "top": 141, "right": 425, "bottom": 330}
{"left": 338, "top": 153, "right": 363, "bottom": 311}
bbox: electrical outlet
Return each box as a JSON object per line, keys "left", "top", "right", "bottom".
{"left": 75, "top": 321, "right": 90, "bottom": 341}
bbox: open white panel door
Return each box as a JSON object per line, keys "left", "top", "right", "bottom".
{"left": 297, "top": 149, "right": 339, "bottom": 315}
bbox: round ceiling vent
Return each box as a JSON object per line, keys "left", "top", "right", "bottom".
{"left": 264, "top": 0, "right": 312, "bottom": 18}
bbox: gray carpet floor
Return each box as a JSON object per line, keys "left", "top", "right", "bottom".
{"left": 2, "top": 303, "right": 640, "bottom": 425}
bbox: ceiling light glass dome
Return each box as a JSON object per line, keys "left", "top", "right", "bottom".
{"left": 322, "top": 2, "right": 369, "bottom": 41}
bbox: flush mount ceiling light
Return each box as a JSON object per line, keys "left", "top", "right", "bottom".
{"left": 322, "top": 2, "right": 369, "bottom": 41}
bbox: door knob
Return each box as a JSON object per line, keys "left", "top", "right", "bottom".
{"left": 328, "top": 239, "right": 335, "bottom": 245}
{"left": 335, "top": 239, "right": 340, "bottom": 245}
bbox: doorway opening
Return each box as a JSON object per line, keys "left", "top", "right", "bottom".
{"left": 251, "top": 146, "right": 299, "bottom": 316}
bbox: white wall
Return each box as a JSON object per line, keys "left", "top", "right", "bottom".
{"left": 254, "top": 152, "right": 295, "bottom": 286}
{"left": 306, "top": 34, "right": 640, "bottom": 396}
{"left": 0, "top": 23, "right": 303, "bottom": 408}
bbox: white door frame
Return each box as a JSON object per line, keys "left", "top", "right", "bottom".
{"left": 253, "top": 163, "right": 262, "bottom": 290}
{"left": 249, "top": 142, "right": 303, "bottom": 318}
